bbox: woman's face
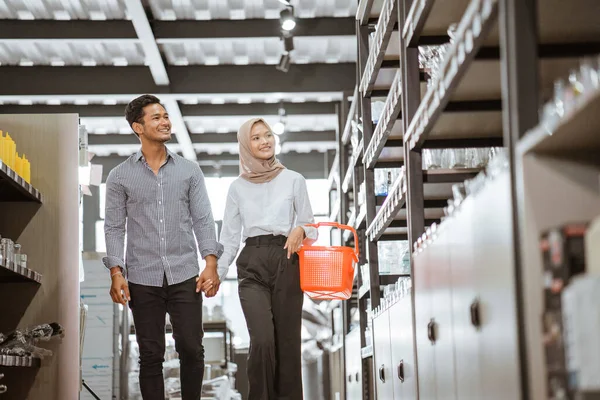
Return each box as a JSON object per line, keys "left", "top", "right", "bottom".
{"left": 249, "top": 122, "right": 276, "bottom": 160}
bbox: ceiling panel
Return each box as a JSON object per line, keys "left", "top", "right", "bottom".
{"left": 79, "top": 113, "right": 338, "bottom": 134}
{"left": 88, "top": 140, "right": 336, "bottom": 157}
{"left": 147, "top": 0, "right": 357, "bottom": 20}
{"left": 0, "top": 41, "right": 145, "bottom": 66}
{"left": 0, "top": 0, "right": 128, "bottom": 20}
{"left": 183, "top": 114, "right": 338, "bottom": 133}
{"left": 160, "top": 35, "right": 356, "bottom": 65}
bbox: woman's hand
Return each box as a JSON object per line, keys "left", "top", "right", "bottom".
{"left": 284, "top": 226, "right": 306, "bottom": 259}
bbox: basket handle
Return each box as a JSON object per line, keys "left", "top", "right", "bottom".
{"left": 305, "top": 222, "right": 360, "bottom": 259}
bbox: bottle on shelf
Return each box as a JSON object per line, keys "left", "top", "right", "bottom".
{"left": 14, "top": 244, "right": 22, "bottom": 269}
{"left": 0, "top": 131, "right": 32, "bottom": 183}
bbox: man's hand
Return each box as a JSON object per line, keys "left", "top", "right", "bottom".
{"left": 109, "top": 267, "right": 130, "bottom": 305}
{"left": 197, "top": 256, "right": 220, "bottom": 298}
{"left": 284, "top": 226, "right": 306, "bottom": 259}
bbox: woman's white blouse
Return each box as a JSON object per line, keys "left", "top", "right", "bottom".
{"left": 217, "top": 169, "right": 317, "bottom": 280}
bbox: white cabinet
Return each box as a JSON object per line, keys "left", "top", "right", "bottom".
{"left": 414, "top": 221, "right": 458, "bottom": 400}
{"left": 373, "top": 309, "right": 394, "bottom": 399}
{"left": 412, "top": 173, "right": 522, "bottom": 400}
{"left": 389, "top": 297, "right": 417, "bottom": 399}
{"left": 414, "top": 233, "right": 438, "bottom": 400}
{"left": 430, "top": 220, "right": 458, "bottom": 400}
{"left": 472, "top": 173, "right": 521, "bottom": 400}
{"left": 345, "top": 329, "right": 363, "bottom": 400}
{"left": 449, "top": 196, "right": 483, "bottom": 399}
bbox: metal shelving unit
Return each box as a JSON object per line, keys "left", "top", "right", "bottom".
{"left": 327, "top": 0, "right": 600, "bottom": 399}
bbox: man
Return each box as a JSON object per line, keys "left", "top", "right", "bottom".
{"left": 103, "top": 94, "right": 223, "bottom": 400}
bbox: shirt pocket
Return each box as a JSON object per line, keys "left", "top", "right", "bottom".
{"left": 271, "top": 194, "right": 294, "bottom": 226}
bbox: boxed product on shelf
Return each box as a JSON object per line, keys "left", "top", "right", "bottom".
{"left": 0, "top": 130, "right": 31, "bottom": 183}
{"left": 374, "top": 167, "right": 402, "bottom": 196}
{"left": 585, "top": 216, "right": 600, "bottom": 274}
{"left": 562, "top": 275, "right": 600, "bottom": 395}
{"left": 377, "top": 240, "right": 410, "bottom": 275}
{"left": 421, "top": 147, "right": 498, "bottom": 170}
{"left": 371, "top": 100, "right": 385, "bottom": 124}
{"left": 540, "top": 223, "right": 588, "bottom": 399}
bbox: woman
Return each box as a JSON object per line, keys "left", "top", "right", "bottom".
{"left": 205, "top": 117, "right": 317, "bottom": 400}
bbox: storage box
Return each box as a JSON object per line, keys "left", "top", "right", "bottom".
{"left": 562, "top": 275, "right": 600, "bottom": 394}
{"left": 540, "top": 224, "right": 588, "bottom": 399}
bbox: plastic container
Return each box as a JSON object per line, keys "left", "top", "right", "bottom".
{"left": 298, "top": 222, "right": 359, "bottom": 300}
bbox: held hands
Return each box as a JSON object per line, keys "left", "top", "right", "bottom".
{"left": 109, "top": 268, "right": 130, "bottom": 305}
{"left": 284, "top": 226, "right": 306, "bottom": 259}
{"left": 197, "top": 255, "right": 220, "bottom": 298}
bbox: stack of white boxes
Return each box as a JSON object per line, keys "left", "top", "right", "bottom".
{"left": 80, "top": 253, "right": 116, "bottom": 400}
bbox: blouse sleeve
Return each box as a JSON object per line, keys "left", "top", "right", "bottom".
{"left": 293, "top": 175, "right": 318, "bottom": 242}
{"left": 217, "top": 187, "right": 242, "bottom": 281}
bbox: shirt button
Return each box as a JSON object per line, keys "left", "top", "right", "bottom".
{"left": 160, "top": 219, "right": 163, "bottom": 223}
{"left": 161, "top": 238, "right": 165, "bottom": 241}
{"left": 159, "top": 201, "right": 162, "bottom": 205}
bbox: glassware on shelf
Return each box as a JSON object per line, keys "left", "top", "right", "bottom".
{"left": 13, "top": 244, "right": 21, "bottom": 269}
{"left": 1, "top": 239, "right": 14, "bottom": 268}
{"left": 449, "top": 148, "right": 468, "bottom": 169}
{"left": 377, "top": 241, "right": 410, "bottom": 275}
{"left": 422, "top": 149, "right": 444, "bottom": 169}
{"left": 452, "top": 183, "right": 467, "bottom": 206}
{"left": 468, "top": 148, "right": 490, "bottom": 168}
{"left": 371, "top": 101, "right": 385, "bottom": 124}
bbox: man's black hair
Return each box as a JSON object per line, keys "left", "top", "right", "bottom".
{"left": 124, "top": 94, "right": 163, "bottom": 136}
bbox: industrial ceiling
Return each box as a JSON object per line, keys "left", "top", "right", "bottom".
{"left": 0, "top": 0, "right": 358, "bottom": 179}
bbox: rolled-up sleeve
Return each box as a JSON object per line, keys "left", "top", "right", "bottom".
{"left": 217, "top": 189, "right": 242, "bottom": 281}
{"left": 189, "top": 165, "right": 224, "bottom": 259}
{"left": 294, "top": 176, "right": 318, "bottom": 241}
{"left": 102, "top": 169, "right": 127, "bottom": 270}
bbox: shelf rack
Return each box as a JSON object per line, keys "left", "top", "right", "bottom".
{"left": 0, "top": 355, "right": 41, "bottom": 368}
{"left": 330, "top": 0, "right": 600, "bottom": 399}
{"left": 0, "top": 261, "right": 42, "bottom": 284}
{"left": 0, "top": 161, "right": 42, "bottom": 203}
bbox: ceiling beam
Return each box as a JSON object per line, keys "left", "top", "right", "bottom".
{"left": 0, "top": 20, "right": 137, "bottom": 40}
{"left": 94, "top": 151, "right": 332, "bottom": 180}
{"left": 0, "top": 104, "right": 126, "bottom": 117}
{"left": 0, "top": 102, "right": 337, "bottom": 117}
{"left": 124, "top": 0, "right": 169, "bottom": 86}
{"left": 152, "top": 18, "right": 356, "bottom": 39}
{"left": 0, "top": 64, "right": 356, "bottom": 95}
{"left": 0, "top": 18, "right": 354, "bottom": 40}
{"left": 123, "top": 0, "right": 196, "bottom": 161}
{"left": 179, "top": 102, "right": 337, "bottom": 116}
{"left": 87, "top": 131, "right": 336, "bottom": 145}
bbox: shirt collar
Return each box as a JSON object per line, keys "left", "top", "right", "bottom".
{"left": 135, "top": 148, "right": 177, "bottom": 164}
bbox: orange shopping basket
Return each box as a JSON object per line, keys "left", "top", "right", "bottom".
{"left": 298, "top": 222, "right": 359, "bottom": 300}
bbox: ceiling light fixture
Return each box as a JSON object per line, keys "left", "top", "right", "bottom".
{"left": 276, "top": 52, "right": 291, "bottom": 73}
{"left": 273, "top": 103, "right": 287, "bottom": 135}
{"left": 273, "top": 122, "right": 285, "bottom": 135}
{"left": 283, "top": 36, "right": 294, "bottom": 52}
{"left": 280, "top": 7, "right": 296, "bottom": 32}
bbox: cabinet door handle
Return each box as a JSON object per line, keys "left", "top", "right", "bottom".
{"left": 379, "top": 365, "right": 386, "bottom": 383}
{"left": 427, "top": 319, "right": 437, "bottom": 344}
{"left": 0, "top": 385, "right": 7, "bottom": 394}
{"left": 348, "top": 374, "right": 352, "bottom": 383}
{"left": 355, "top": 372, "right": 360, "bottom": 382}
{"left": 397, "top": 360, "right": 405, "bottom": 383}
{"left": 470, "top": 298, "right": 481, "bottom": 328}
